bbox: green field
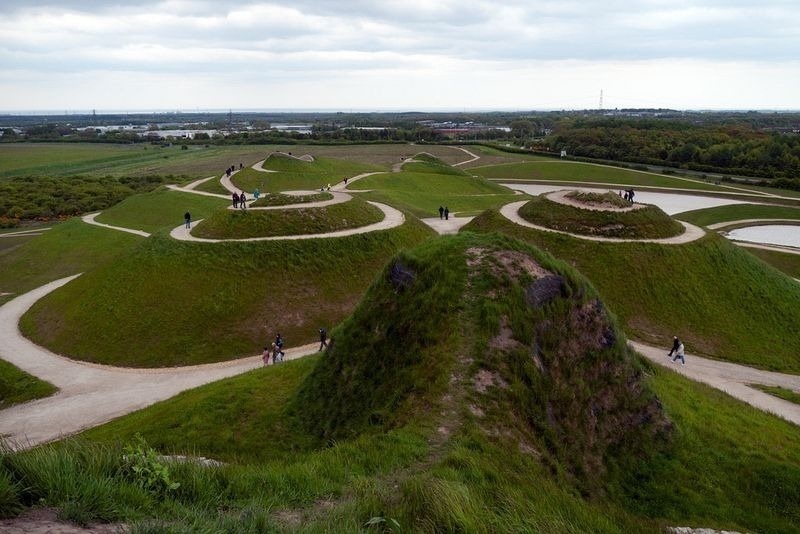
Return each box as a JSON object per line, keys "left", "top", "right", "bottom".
{"left": 192, "top": 198, "right": 385, "bottom": 239}
{"left": 518, "top": 196, "right": 684, "bottom": 239}
{"left": 743, "top": 247, "right": 800, "bottom": 279}
{"left": 472, "top": 161, "right": 741, "bottom": 193}
{"left": 94, "top": 188, "right": 228, "bottom": 234}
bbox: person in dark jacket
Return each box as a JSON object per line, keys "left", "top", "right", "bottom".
{"left": 438, "top": 206, "right": 444, "bottom": 219}
{"left": 184, "top": 211, "right": 191, "bottom": 229}
{"left": 667, "top": 336, "right": 680, "bottom": 358}
{"left": 319, "top": 328, "right": 328, "bottom": 351}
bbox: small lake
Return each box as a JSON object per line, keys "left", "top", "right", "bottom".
{"left": 725, "top": 225, "right": 800, "bottom": 249}
{"left": 500, "top": 183, "right": 749, "bottom": 215}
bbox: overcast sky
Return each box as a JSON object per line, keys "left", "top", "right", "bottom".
{"left": 1, "top": 0, "right": 799, "bottom": 111}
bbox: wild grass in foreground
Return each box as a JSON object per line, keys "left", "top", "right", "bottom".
{"left": 464, "top": 212, "right": 800, "bottom": 372}
{"left": 518, "top": 196, "right": 684, "bottom": 239}
{"left": 0, "top": 360, "right": 57, "bottom": 409}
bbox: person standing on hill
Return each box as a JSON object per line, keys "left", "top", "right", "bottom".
{"left": 184, "top": 211, "right": 191, "bottom": 229}
{"left": 438, "top": 206, "right": 444, "bottom": 219}
{"left": 232, "top": 191, "right": 239, "bottom": 209}
{"left": 667, "top": 336, "right": 680, "bottom": 358}
{"left": 444, "top": 206, "right": 450, "bottom": 220}
{"left": 318, "top": 328, "right": 328, "bottom": 351}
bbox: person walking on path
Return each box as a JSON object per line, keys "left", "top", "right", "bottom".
{"left": 318, "top": 328, "right": 328, "bottom": 351}
{"left": 184, "top": 211, "right": 191, "bottom": 229}
{"left": 239, "top": 192, "right": 247, "bottom": 210}
{"left": 438, "top": 206, "right": 444, "bottom": 219}
{"left": 275, "top": 333, "right": 285, "bottom": 359}
{"left": 672, "top": 341, "right": 686, "bottom": 365}
{"left": 232, "top": 191, "right": 239, "bottom": 209}
{"left": 444, "top": 206, "right": 450, "bottom": 220}
{"left": 667, "top": 336, "right": 681, "bottom": 358}
{"left": 254, "top": 188, "right": 261, "bottom": 200}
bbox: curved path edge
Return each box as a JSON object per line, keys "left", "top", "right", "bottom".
{"left": 0, "top": 275, "right": 318, "bottom": 450}
{"left": 500, "top": 200, "right": 705, "bottom": 244}
{"left": 82, "top": 213, "right": 150, "bottom": 237}
{"left": 631, "top": 341, "right": 800, "bottom": 427}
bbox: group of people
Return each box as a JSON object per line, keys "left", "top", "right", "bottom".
{"left": 262, "top": 333, "right": 286, "bottom": 366}
{"left": 438, "top": 206, "right": 450, "bottom": 220}
{"left": 620, "top": 189, "right": 636, "bottom": 202}
{"left": 232, "top": 191, "right": 248, "bottom": 209}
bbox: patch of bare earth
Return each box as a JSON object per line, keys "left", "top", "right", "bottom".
{"left": 0, "top": 508, "right": 124, "bottom": 534}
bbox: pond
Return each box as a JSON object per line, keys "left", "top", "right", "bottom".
{"left": 725, "top": 225, "right": 800, "bottom": 249}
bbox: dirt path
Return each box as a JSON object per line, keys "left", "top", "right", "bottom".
{"left": 632, "top": 341, "right": 800, "bottom": 426}
{"left": 450, "top": 146, "right": 481, "bottom": 166}
{"left": 0, "top": 275, "right": 318, "bottom": 450}
{"left": 734, "top": 241, "right": 800, "bottom": 256}
{"left": 0, "top": 228, "right": 52, "bottom": 238}
{"left": 228, "top": 191, "right": 352, "bottom": 211}
{"left": 170, "top": 201, "right": 404, "bottom": 243}
{"left": 420, "top": 216, "right": 475, "bottom": 235}
{"left": 499, "top": 200, "right": 706, "bottom": 244}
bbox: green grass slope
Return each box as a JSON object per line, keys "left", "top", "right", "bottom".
{"left": 20, "top": 218, "right": 433, "bottom": 367}
{"left": 351, "top": 163, "right": 521, "bottom": 218}
{"left": 677, "top": 202, "right": 800, "bottom": 227}
{"left": 0, "top": 359, "right": 57, "bottom": 409}
{"left": 0, "top": 219, "right": 140, "bottom": 305}
{"left": 232, "top": 154, "right": 383, "bottom": 193}
{"left": 464, "top": 211, "right": 800, "bottom": 372}
{"left": 94, "top": 188, "right": 227, "bottom": 234}
{"left": 472, "top": 161, "right": 734, "bottom": 192}
{"left": 519, "top": 195, "right": 684, "bottom": 239}
{"left": 192, "top": 197, "right": 384, "bottom": 239}
{"left": 744, "top": 247, "right": 800, "bottom": 279}
{"left": 250, "top": 192, "right": 332, "bottom": 207}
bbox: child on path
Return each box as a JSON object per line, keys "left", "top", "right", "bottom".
{"left": 262, "top": 346, "right": 270, "bottom": 366}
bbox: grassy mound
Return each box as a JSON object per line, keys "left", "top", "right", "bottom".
{"left": 464, "top": 210, "right": 800, "bottom": 372}
{"left": 518, "top": 195, "right": 684, "bottom": 239}
{"left": 20, "top": 219, "right": 432, "bottom": 367}
{"left": 249, "top": 191, "right": 333, "bottom": 207}
{"left": 0, "top": 360, "right": 57, "bottom": 409}
{"left": 94, "top": 188, "right": 227, "bottom": 234}
{"left": 232, "top": 155, "right": 382, "bottom": 193}
{"left": 290, "top": 233, "right": 670, "bottom": 493}
{"left": 678, "top": 203, "right": 800, "bottom": 227}
{"left": 402, "top": 153, "right": 468, "bottom": 175}
{"left": 351, "top": 167, "right": 521, "bottom": 218}
{"left": 191, "top": 197, "right": 384, "bottom": 239}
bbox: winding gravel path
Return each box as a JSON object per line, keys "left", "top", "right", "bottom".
{"left": 707, "top": 218, "right": 800, "bottom": 230}
{"left": 81, "top": 212, "right": 150, "bottom": 237}
{"left": 228, "top": 191, "right": 352, "bottom": 211}
{"left": 499, "top": 200, "right": 706, "bottom": 244}
{"left": 450, "top": 146, "right": 481, "bottom": 166}
{"left": 632, "top": 341, "right": 800, "bottom": 426}
{"left": 0, "top": 276, "right": 318, "bottom": 450}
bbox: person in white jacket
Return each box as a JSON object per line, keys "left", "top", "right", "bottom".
{"left": 672, "top": 342, "right": 686, "bottom": 365}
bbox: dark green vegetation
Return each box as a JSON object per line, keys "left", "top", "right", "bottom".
{"left": 751, "top": 384, "right": 800, "bottom": 406}
{"left": 567, "top": 190, "right": 630, "bottom": 207}
{"left": 472, "top": 160, "right": 732, "bottom": 192}
{"left": 0, "top": 219, "right": 139, "bottom": 306}
{"left": 95, "top": 189, "right": 227, "bottom": 234}
{"left": 250, "top": 192, "right": 333, "bottom": 207}
{"left": 518, "top": 195, "right": 684, "bottom": 239}
{"left": 21, "top": 219, "right": 432, "bottom": 367}
{"left": 0, "top": 175, "right": 171, "bottom": 226}
{"left": 192, "top": 198, "right": 385, "bottom": 239}
{"left": 465, "top": 211, "right": 800, "bottom": 372}
{"left": 352, "top": 156, "right": 521, "bottom": 217}
{"left": 543, "top": 118, "right": 800, "bottom": 182}
{"left": 232, "top": 153, "right": 383, "bottom": 193}
{"left": 5, "top": 233, "right": 800, "bottom": 532}
{"left": 0, "top": 360, "right": 56, "bottom": 408}
{"left": 678, "top": 202, "right": 800, "bottom": 227}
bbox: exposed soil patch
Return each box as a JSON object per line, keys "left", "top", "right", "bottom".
{"left": 0, "top": 508, "right": 124, "bottom": 534}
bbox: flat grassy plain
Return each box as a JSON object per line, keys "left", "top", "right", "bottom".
{"left": 464, "top": 212, "right": 800, "bottom": 372}
{"left": 0, "top": 359, "right": 57, "bottom": 408}
{"left": 94, "top": 188, "right": 227, "bottom": 234}
{"left": 193, "top": 198, "right": 384, "bottom": 239}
